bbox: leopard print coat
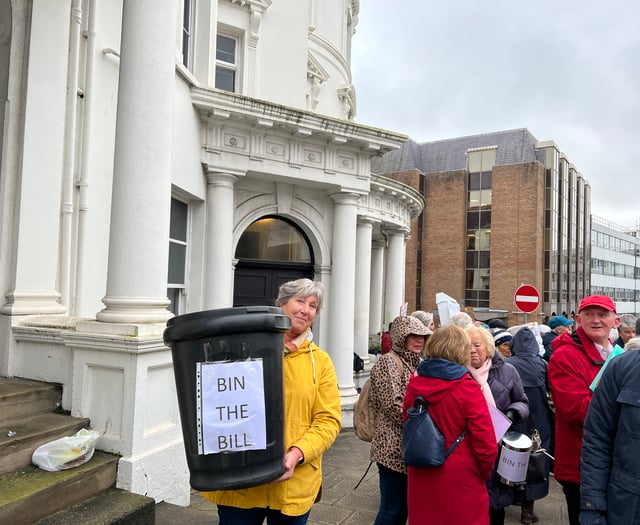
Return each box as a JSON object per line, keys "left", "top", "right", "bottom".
{"left": 369, "top": 316, "right": 427, "bottom": 473}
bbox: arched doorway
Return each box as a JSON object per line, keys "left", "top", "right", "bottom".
{"left": 233, "top": 216, "right": 314, "bottom": 306}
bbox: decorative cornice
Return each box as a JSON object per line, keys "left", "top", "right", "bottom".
{"left": 191, "top": 87, "right": 407, "bottom": 154}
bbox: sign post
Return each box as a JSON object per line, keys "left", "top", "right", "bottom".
{"left": 514, "top": 284, "right": 541, "bottom": 322}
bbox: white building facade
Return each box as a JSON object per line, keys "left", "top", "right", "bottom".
{"left": 591, "top": 216, "right": 640, "bottom": 316}
{"left": 0, "top": 0, "right": 422, "bottom": 504}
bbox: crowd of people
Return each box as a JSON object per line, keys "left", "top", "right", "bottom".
{"left": 368, "top": 297, "right": 639, "bottom": 525}
{"left": 200, "top": 281, "right": 639, "bottom": 525}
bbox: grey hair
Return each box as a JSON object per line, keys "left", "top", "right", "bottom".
{"left": 624, "top": 336, "right": 640, "bottom": 352}
{"left": 275, "top": 278, "right": 324, "bottom": 310}
{"left": 465, "top": 324, "right": 496, "bottom": 358}
{"left": 450, "top": 312, "right": 473, "bottom": 328}
{"left": 410, "top": 310, "right": 433, "bottom": 327}
{"left": 619, "top": 314, "right": 637, "bottom": 329}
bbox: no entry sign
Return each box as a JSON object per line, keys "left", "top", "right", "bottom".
{"left": 514, "top": 284, "right": 541, "bottom": 313}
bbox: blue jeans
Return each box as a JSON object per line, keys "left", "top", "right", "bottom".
{"left": 374, "top": 463, "right": 408, "bottom": 525}
{"left": 217, "top": 504, "right": 311, "bottom": 525}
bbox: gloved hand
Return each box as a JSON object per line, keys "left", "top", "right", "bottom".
{"left": 504, "top": 409, "right": 519, "bottom": 423}
{"left": 579, "top": 509, "right": 607, "bottom": 525}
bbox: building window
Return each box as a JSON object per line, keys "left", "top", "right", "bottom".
{"left": 182, "top": 0, "right": 195, "bottom": 70}
{"left": 168, "top": 198, "right": 189, "bottom": 315}
{"left": 465, "top": 170, "right": 492, "bottom": 308}
{"left": 235, "top": 217, "right": 311, "bottom": 263}
{"left": 215, "top": 34, "right": 237, "bottom": 92}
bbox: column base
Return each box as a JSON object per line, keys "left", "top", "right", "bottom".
{"left": 96, "top": 296, "right": 173, "bottom": 324}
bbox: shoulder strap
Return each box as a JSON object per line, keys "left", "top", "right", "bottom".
{"left": 416, "top": 386, "right": 466, "bottom": 458}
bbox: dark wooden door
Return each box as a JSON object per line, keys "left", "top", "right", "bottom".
{"left": 233, "top": 261, "right": 313, "bottom": 307}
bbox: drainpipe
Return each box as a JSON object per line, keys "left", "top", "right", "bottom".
{"left": 59, "top": 0, "right": 83, "bottom": 313}
{"left": 74, "top": 0, "right": 97, "bottom": 316}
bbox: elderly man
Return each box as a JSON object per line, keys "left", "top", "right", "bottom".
{"left": 580, "top": 346, "right": 640, "bottom": 524}
{"left": 548, "top": 295, "right": 620, "bottom": 525}
{"left": 612, "top": 313, "right": 636, "bottom": 349}
{"left": 542, "top": 315, "right": 574, "bottom": 361}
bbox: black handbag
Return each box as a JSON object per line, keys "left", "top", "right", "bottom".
{"left": 526, "top": 449, "right": 548, "bottom": 483}
{"left": 525, "top": 429, "right": 550, "bottom": 483}
{"left": 402, "top": 396, "right": 465, "bottom": 468}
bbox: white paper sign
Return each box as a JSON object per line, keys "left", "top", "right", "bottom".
{"left": 197, "top": 359, "right": 266, "bottom": 455}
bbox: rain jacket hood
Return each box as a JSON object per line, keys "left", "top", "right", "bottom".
{"left": 508, "top": 327, "right": 547, "bottom": 388}
{"left": 414, "top": 359, "right": 471, "bottom": 404}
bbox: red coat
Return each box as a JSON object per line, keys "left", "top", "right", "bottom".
{"left": 548, "top": 328, "right": 605, "bottom": 484}
{"left": 403, "top": 371, "right": 497, "bottom": 525}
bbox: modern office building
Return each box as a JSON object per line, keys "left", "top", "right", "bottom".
{"left": 0, "top": 1, "right": 423, "bottom": 503}
{"left": 374, "top": 128, "right": 592, "bottom": 325}
{"left": 591, "top": 216, "right": 640, "bottom": 315}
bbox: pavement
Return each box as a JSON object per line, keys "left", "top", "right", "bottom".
{"left": 156, "top": 430, "right": 570, "bottom": 524}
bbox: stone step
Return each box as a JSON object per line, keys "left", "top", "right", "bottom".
{"left": 0, "top": 411, "right": 91, "bottom": 475}
{"left": 0, "top": 450, "right": 118, "bottom": 525}
{"left": 0, "top": 377, "right": 62, "bottom": 425}
{"left": 34, "top": 487, "right": 155, "bottom": 525}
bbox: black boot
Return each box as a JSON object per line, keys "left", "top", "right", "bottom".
{"left": 521, "top": 500, "right": 539, "bottom": 524}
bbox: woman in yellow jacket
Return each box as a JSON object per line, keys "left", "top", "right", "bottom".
{"left": 203, "top": 279, "right": 342, "bottom": 525}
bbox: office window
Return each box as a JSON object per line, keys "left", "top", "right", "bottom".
{"left": 216, "top": 34, "right": 237, "bottom": 92}
{"left": 465, "top": 168, "right": 492, "bottom": 308}
{"left": 168, "top": 198, "right": 189, "bottom": 315}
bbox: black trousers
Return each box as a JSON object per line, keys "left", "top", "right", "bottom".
{"left": 559, "top": 480, "right": 580, "bottom": 525}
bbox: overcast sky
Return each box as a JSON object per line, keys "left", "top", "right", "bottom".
{"left": 351, "top": 1, "right": 640, "bottom": 229}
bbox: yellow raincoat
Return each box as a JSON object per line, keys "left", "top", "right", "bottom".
{"left": 203, "top": 338, "right": 341, "bottom": 516}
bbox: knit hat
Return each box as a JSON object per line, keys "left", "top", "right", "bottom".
{"left": 493, "top": 329, "right": 513, "bottom": 347}
{"left": 487, "top": 318, "right": 509, "bottom": 330}
{"left": 548, "top": 315, "right": 574, "bottom": 329}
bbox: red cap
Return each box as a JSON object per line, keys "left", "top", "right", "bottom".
{"left": 578, "top": 295, "right": 617, "bottom": 313}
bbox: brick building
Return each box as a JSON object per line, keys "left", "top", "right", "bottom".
{"left": 374, "top": 128, "right": 591, "bottom": 326}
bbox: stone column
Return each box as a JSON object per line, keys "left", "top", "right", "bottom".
{"left": 369, "top": 240, "right": 385, "bottom": 337}
{"left": 203, "top": 169, "right": 243, "bottom": 309}
{"left": 96, "top": 0, "right": 176, "bottom": 324}
{"left": 384, "top": 229, "right": 406, "bottom": 326}
{"left": 326, "top": 192, "right": 360, "bottom": 403}
{"left": 354, "top": 219, "right": 374, "bottom": 364}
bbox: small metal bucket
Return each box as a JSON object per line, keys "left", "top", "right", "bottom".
{"left": 497, "top": 431, "right": 532, "bottom": 485}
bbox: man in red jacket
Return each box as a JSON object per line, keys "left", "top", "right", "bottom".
{"left": 548, "top": 295, "right": 620, "bottom": 525}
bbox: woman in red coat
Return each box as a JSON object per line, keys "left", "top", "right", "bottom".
{"left": 403, "top": 325, "right": 498, "bottom": 525}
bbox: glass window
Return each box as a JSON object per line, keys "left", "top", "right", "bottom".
{"left": 469, "top": 172, "right": 481, "bottom": 191}
{"left": 215, "top": 68, "right": 235, "bottom": 92}
{"left": 217, "top": 34, "right": 235, "bottom": 63}
{"left": 480, "top": 171, "right": 492, "bottom": 189}
{"left": 216, "top": 34, "right": 237, "bottom": 92}
{"left": 467, "top": 212, "right": 480, "bottom": 230}
{"left": 182, "top": 0, "right": 195, "bottom": 69}
{"left": 479, "top": 189, "right": 492, "bottom": 207}
{"left": 168, "top": 198, "right": 189, "bottom": 315}
{"left": 235, "top": 217, "right": 312, "bottom": 263}
{"left": 466, "top": 251, "right": 478, "bottom": 268}
{"left": 480, "top": 210, "right": 491, "bottom": 229}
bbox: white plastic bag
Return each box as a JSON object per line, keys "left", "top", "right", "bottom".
{"left": 32, "top": 428, "right": 101, "bottom": 472}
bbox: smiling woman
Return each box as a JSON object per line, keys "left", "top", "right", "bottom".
{"left": 203, "top": 278, "right": 341, "bottom": 525}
